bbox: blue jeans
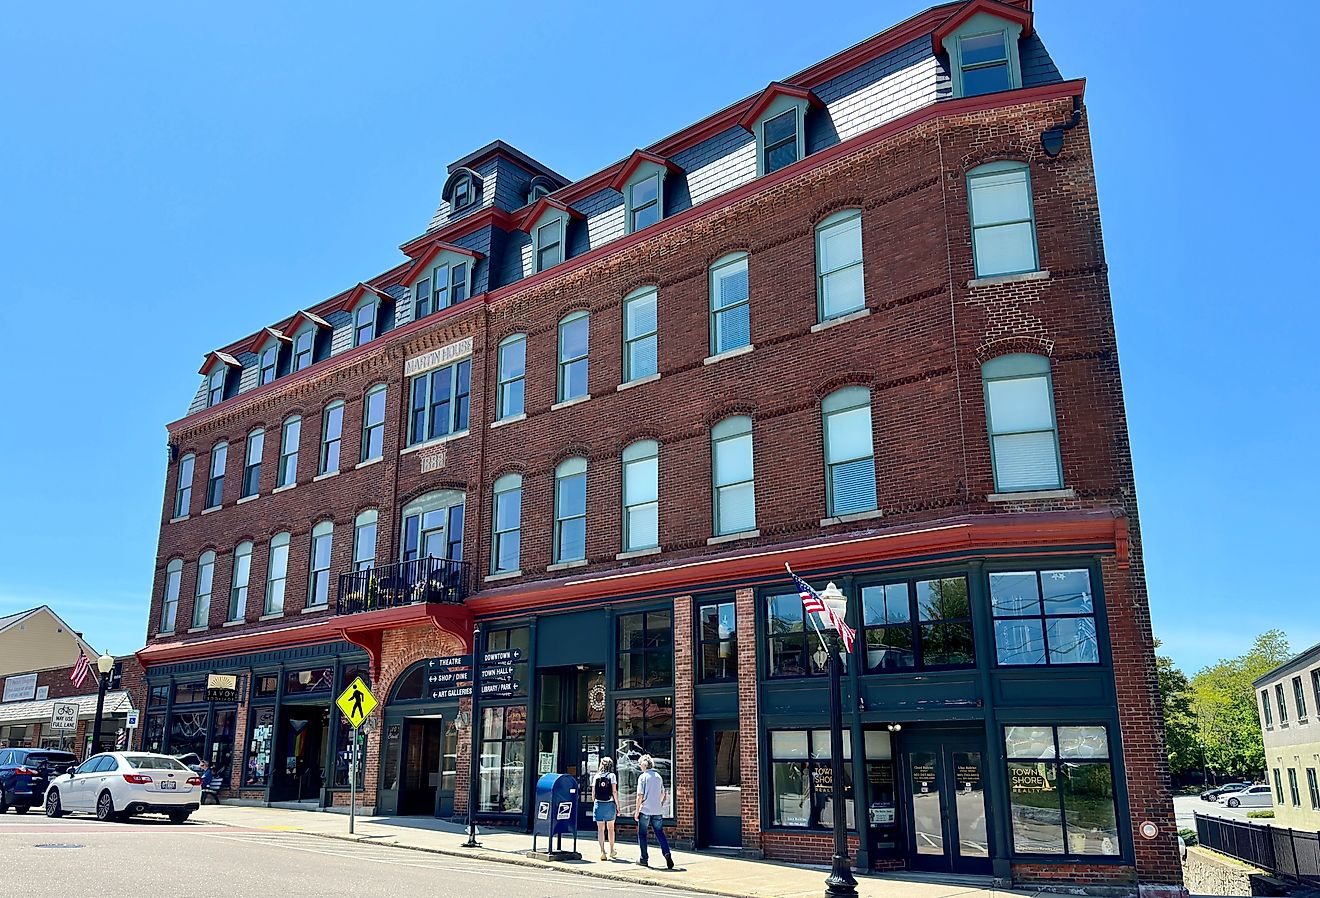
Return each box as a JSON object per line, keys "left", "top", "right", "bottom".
{"left": 636, "top": 813, "right": 670, "bottom": 862}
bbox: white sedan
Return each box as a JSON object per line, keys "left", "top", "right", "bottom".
{"left": 1218, "top": 784, "right": 1273, "bottom": 809}
{"left": 45, "top": 752, "right": 201, "bottom": 823}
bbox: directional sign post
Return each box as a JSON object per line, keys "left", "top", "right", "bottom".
{"left": 335, "top": 677, "right": 377, "bottom": 835}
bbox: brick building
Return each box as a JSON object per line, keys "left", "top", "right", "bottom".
{"left": 133, "top": 1, "right": 1182, "bottom": 892}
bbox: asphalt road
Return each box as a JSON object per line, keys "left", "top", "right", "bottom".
{"left": 1173, "top": 793, "right": 1263, "bottom": 831}
{"left": 0, "top": 811, "right": 710, "bottom": 898}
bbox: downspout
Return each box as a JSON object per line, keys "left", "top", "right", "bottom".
{"left": 1039, "top": 95, "right": 1082, "bottom": 158}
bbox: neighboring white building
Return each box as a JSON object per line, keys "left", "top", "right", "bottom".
{"left": 1254, "top": 641, "right": 1320, "bottom": 829}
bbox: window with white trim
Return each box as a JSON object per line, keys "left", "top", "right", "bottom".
{"left": 258, "top": 343, "right": 280, "bottom": 385}
{"left": 816, "top": 210, "right": 865, "bottom": 320}
{"left": 417, "top": 262, "right": 468, "bottom": 319}
{"left": 622, "top": 440, "right": 659, "bottom": 552}
{"left": 623, "top": 287, "right": 658, "bottom": 382}
{"left": 710, "top": 253, "right": 750, "bottom": 355}
{"left": 557, "top": 312, "right": 589, "bottom": 402}
{"left": 408, "top": 359, "right": 471, "bottom": 446}
{"left": 174, "top": 454, "right": 194, "bottom": 518}
{"left": 361, "top": 385, "right": 386, "bottom": 462}
{"left": 320, "top": 401, "right": 343, "bottom": 475}
{"left": 497, "top": 334, "right": 526, "bottom": 419}
{"left": 491, "top": 474, "right": 522, "bottom": 574}
{"left": 307, "top": 521, "right": 333, "bottom": 608}
{"left": 277, "top": 416, "right": 301, "bottom": 487}
{"left": 265, "top": 532, "right": 290, "bottom": 614}
{"left": 293, "top": 329, "right": 315, "bottom": 371}
{"left": 401, "top": 490, "right": 465, "bottom": 563}
{"left": 822, "top": 386, "right": 876, "bottom": 516}
{"left": 968, "top": 161, "right": 1038, "bottom": 278}
{"left": 958, "top": 31, "right": 1012, "bottom": 96}
{"left": 354, "top": 300, "right": 376, "bottom": 346}
{"left": 353, "top": 510, "right": 377, "bottom": 573}
{"left": 160, "top": 559, "right": 182, "bottom": 633}
{"left": 229, "top": 541, "right": 252, "bottom": 622}
{"left": 242, "top": 428, "right": 263, "bottom": 498}
{"left": 206, "top": 365, "right": 236, "bottom": 407}
{"left": 193, "top": 550, "right": 215, "bottom": 628}
{"left": 535, "top": 218, "right": 563, "bottom": 272}
{"left": 712, "top": 416, "right": 755, "bottom": 536}
{"left": 206, "top": 442, "right": 227, "bottom": 509}
{"left": 628, "top": 173, "right": 661, "bottom": 232}
{"left": 982, "top": 354, "right": 1061, "bottom": 492}
{"left": 761, "top": 108, "right": 800, "bottom": 175}
{"left": 554, "top": 457, "right": 587, "bottom": 564}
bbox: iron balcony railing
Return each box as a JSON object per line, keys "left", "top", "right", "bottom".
{"left": 336, "top": 556, "right": 471, "bottom": 615}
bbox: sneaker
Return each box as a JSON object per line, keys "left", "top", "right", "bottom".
{"left": 665, "top": 854, "right": 674, "bottom": 870}
{"left": 600, "top": 853, "right": 608, "bottom": 861}
{"left": 637, "top": 859, "right": 649, "bottom": 867}
{"left": 610, "top": 850, "right": 618, "bottom": 859}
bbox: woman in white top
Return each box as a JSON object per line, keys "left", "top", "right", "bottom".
{"left": 592, "top": 756, "right": 619, "bottom": 860}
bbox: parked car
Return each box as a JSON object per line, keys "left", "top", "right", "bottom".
{"left": 1201, "top": 782, "right": 1250, "bottom": 801}
{"left": 0, "top": 748, "right": 79, "bottom": 814}
{"left": 44, "top": 751, "right": 201, "bottom": 823}
{"left": 1218, "top": 785, "right": 1273, "bottom": 809}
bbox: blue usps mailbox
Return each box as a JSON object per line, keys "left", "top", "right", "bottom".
{"left": 528, "top": 772, "right": 580, "bottom": 860}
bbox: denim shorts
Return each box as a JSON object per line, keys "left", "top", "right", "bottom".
{"left": 593, "top": 800, "right": 617, "bottom": 822}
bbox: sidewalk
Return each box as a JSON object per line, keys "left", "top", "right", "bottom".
{"left": 194, "top": 803, "right": 1030, "bottom": 898}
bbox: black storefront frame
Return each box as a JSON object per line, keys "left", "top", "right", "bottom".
{"left": 145, "top": 676, "right": 240, "bottom": 789}
{"left": 377, "top": 658, "right": 462, "bottom": 817}
{"left": 610, "top": 602, "right": 677, "bottom": 824}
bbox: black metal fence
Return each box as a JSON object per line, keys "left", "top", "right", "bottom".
{"left": 1195, "top": 813, "right": 1320, "bottom": 884}
{"left": 336, "top": 556, "right": 471, "bottom": 615}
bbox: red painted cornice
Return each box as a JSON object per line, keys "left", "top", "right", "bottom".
{"left": 244, "top": 327, "right": 290, "bottom": 356}
{"left": 513, "top": 196, "right": 583, "bottom": 233}
{"left": 606, "top": 150, "right": 681, "bottom": 193}
{"left": 932, "top": 0, "right": 1033, "bottom": 51}
{"left": 398, "top": 241, "right": 486, "bottom": 289}
{"left": 398, "top": 207, "right": 517, "bottom": 257}
{"left": 278, "top": 309, "right": 331, "bottom": 339}
{"left": 197, "top": 351, "right": 241, "bottom": 376}
{"left": 468, "top": 510, "right": 1123, "bottom": 618}
{"left": 735, "top": 83, "right": 823, "bottom": 132}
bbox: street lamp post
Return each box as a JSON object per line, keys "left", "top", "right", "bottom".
{"left": 90, "top": 653, "right": 115, "bottom": 755}
{"left": 462, "top": 624, "right": 482, "bottom": 848}
{"left": 817, "top": 583, "right": 858, "bottom": 898}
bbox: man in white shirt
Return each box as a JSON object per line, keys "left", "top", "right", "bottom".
{"left": 633, "top": 754, "right": 673, "bottom": 869}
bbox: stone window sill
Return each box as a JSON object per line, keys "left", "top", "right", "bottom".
{"left": 703, "top": 344, "right": 754, "bottom": 366}
{"left": 810, "top": 308, "right": 871, "bottom": 333}
{"left": 967, "top": 269, "right": 1050, "bottom": 289}
{"left": 617, "top": 373, "right": 660, "bottom": 392}
{"left": 615, "top": 546, "right": 661, "bottom": 560}
{"left": 222, "top": 619, "right": 247, "bottom": 628}
{"left": 987, "top": 488, "right": 1076, "bottom": 502}
{"left": 187, "top": 626, "right": 208, "bottom": 634}
{"left": 819, "top": 508, "right": 883, "bottom": 527}
{"left": 201, "top": 505, "right": 222, "bottom": 515}
{"left": 237, "top": 494, "right": 259, "bottom": 505}
{"left": 259, "top": 612, "right": 284, "bottom": 621}
{"left": 707, "top": 529, "right": 760, "bottom": 546}
{"left": 313, "top": 471, "right": 339, "bottom": 482}
{"left": 301, "top": 604, "right": 329, "bottom": 615}
{"left": 355, "top": 457, "right": 383, "bottom": 470}
{"left": 484, "top": 570, "right": 522, "bottom": 583}
{"left": 551, "top": 394, "right": 592, "bottom": 412}
{"left": 273, "top": 483, "right": 297, "bottom": 494}
{"left": 490, "top": 413, "right": 526, "bottom": 430}
{"left": 157, "top": 630, "right": 175, "bottom": 637}
{"left": 401, "top": 430, "right": 470, "bottom": 456}
{"left": 547, "top": 559, "right": 588, "bottom": 572}
{"left": 169, "top": 514, "right": 190, "bottom": 524}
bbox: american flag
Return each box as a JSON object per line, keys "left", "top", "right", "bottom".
{"left": 71, "top": 649, "right": 91, "bottom": 689}
{"left": 788, "top": 566, "right": 856, "bottom": 654}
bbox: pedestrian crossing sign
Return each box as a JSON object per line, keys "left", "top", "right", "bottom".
{"left": 336, "top": 677, "right": 377, "bottom": 728}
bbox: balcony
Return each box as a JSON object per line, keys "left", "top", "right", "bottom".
{"left": 336, "top": 556, "right": 471, "bottom": 616}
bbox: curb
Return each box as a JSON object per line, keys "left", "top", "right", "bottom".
{"left": 203, "top": 815, "right": 748, "bottom": 898}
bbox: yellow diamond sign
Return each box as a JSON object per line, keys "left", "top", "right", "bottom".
{"left": 336, "top": 677, "right": 377, "bottom": 728}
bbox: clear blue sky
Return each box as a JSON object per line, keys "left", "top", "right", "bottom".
{"left": 1, "top": 2, "right": 1315, "bottom": 674}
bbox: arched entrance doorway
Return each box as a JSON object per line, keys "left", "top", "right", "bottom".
{"left": 377, "top": 660, "right": 461, "bottom": 816}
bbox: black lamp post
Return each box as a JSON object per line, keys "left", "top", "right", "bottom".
{"left": 90, "top": 652, "right": 115, "bottom": 755}
{"left": 817, "top": 583, "right": 858, "bottom": 898}
{"left": 462, "top": 624, "right": 482, "bottom": 848}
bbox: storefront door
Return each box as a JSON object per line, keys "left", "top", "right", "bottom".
{"left": 271, "top": 705, "right": 329, "bottom": 802}
{"left": 697, "top": 721, "right": 742, "bottom": 847}
{"left": 398, "top": 717, "right": 443, "bottom": 815}
{"left": 903, "top": 731, "right": 991, "bottom": 875}
{"left": 568, "top": 725, "right": 604, "bottom": 828}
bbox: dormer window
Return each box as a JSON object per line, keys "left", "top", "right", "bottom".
{"left": 207, "top": 369, "right": 226, "bottom": 407}
{"left": 248, "top": 328, "right": 290, "bottom": 386}
{"left": 738, "top": 83, "right": 820, "bottom": 178}
{"left": 354, "top": 301, "right": 376, "bottom": 346}
{"left": 527, "top": 176, "right": 556, "bottom": 205}
{"left": 536, "top": 218, "right": 563, "bottom": 271}
{"left": 406, "top": 242, "right": 482, "bottom": 320}
{"left": 259, "top": 344, "right": 279, "bottom": 385}
{"left": 630, "top": 175, "right": 660, "bottom": 231}
{"left": 609, "top": 151, "right": 679, "bottom": 236}
{"left": 440, "top": 167, "right": 483, "bottom": 217}
{"left": 935, "top": 2, "right": 1030, "bottom": 99}
{"left": 200, "top": 352, "right": 241, "bottom": 407}
{"left": 293, "top": 329, "right": 315, "bottom": 371}
{"left": 452, "top": 174, "right": 474, "bottom": 210}
{"left": 763, "top": 109, "right": 799, "bottom": 174}
{"left": 958, "top": 31, "right": 1011, "bottom": 96}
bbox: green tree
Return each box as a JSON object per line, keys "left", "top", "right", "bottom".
{"left": 1188, "top": 630, "right": 1291, "bottom": 779}
{"left": 1155, "top": 642, "right": 1199, "bottom": 777}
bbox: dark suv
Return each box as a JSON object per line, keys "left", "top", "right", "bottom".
{"left": 0, "top": 748, "right": 79, "bottom": 814}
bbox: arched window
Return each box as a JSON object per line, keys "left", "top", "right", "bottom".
{"left": 622, "top": 287, "right": 658, "bottom": 383}
{"left": 622, "top": 440, "right": 659, "bottom": 552}
{"left": 242, "top": 428, "right": 264, "bottom": 498}
{"left": 528, "top": 176, "right": 556, "bottom": 205}
{"left": 982, "top": 354, "right": 1061, "bottom": 492}
{"left": 308, "top": 521, "right": 334, "bottom": 608}
{"left": 822, "top": 387, "right": 876, "bottom": 516}
{"left": 816, "top": 210, "right": 865, "bottom": 321}
{"left": 491, "top": 474, "right": 523, "bottom": 574}
{"left": 557, "top": 312, "right": 589, "bottom": 403}
{"left": 361, "top": 385, "right": 386, "bottom": 463}
{"left": 265, "top": 532, "right": 290, "bottom": 615}
{"left": 401, "top": 490, "right": 465, "bottom": 563}
{"left": 320, "top": 401, "right": 344, "bottom": 475}
{"left": 192, "top": 550, "right": 216, "bottom": 629}
{"left": 712, "top": 417, "right": 755, "bottom": 536}
{"left": 709, "top": 253, "right": 750, "bottom": 356}
{"left": 353, "top": 510, "right": 378, "bottom": 572}
{"left": 160, "top": 559, "right": 183, "bottom": 633}
{"left": 554, "top": 458, "right": 587, "bottom": 564}
{"left": 967, "top": 161, "right": 1037, "bottom": 278}
{"left": 389, "top": 661, "right": 429, "bottom": 703}
{"left": 497, "top": 334, "right": 527, "bottom": 420}
{"left": 278, "top": 416, "right": 301, "bottom": 487}
{"left": 229, "top": 541, "right": 253, "bottom": 622}
{"left": 206, "top": 442, "right": 227, "bottom": 509}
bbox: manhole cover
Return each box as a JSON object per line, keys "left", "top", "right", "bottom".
{"left": 35, "top": 843, "right": 83, "bottom": 849}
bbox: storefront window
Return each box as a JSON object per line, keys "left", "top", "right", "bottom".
{"left": 381, "top": 725, "right": 401, "bottom": 792}
{"left": 210, "top": 710, "right": 236, "bottom": 787}
{"left": 990, "top": 570, "right": 1100, "bottom": 665}
{"left": 483, "top": 627, "right": 529, "bottom": 699}
{"left": 284, "top": 667, "right": 334, "bottom": 695}
{"left": 697, "top": 600, "right": 738, "bottom": 683}
{"left": 769, "top": 729, "right": 854, "bottom": 829}
{"left": 148, "top": 684, "right": 170, "bottom": 706}
{"left": 617, "top": 610, "right": 674, "bottom": 689}
{"left": 169, "top": 710, "right": 209, "bottom": 760}
{"left": 478, "top": 705, "right": 526, "bottom": 813}
{"left": 2, "top": 725, "right": 32, "bottom": 748}
{"left": 615, "top": 696, "right": 674, "bottom": 816}
{"left": 1005, "top": 724, "right": 1119, "bottom": 856}
{"left": 766, "top": 590, "right": 847, "bottom": 678}
{"left": 860, "top": 576, "right": 973, "bottom": 672}
{"left": 143, "top": 713, "right": 166, "bottom": 753}
{"left": 173, "top": 682, "right": 207, "bottom": 704}
{"left": 254, "top": 673, "right": 279, "bottom": 698}
{"left": 245, "top": 707, "right": 276, "bottom": 786}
